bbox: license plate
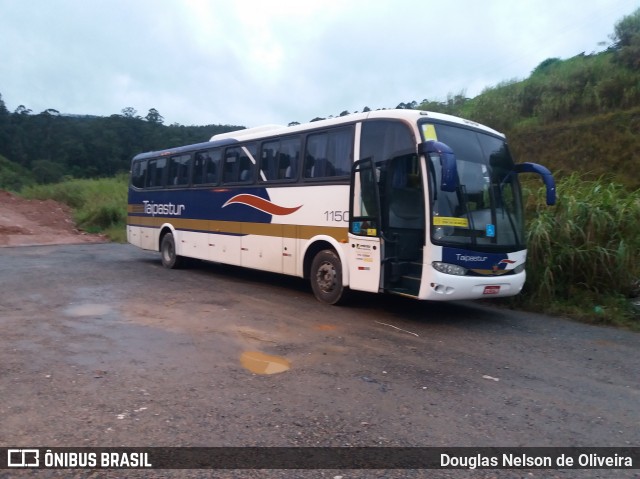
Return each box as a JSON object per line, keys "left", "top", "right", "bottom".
{"left": 483, "top": 285, "right": 501, "bottom": 295}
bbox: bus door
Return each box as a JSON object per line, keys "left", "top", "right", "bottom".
{"left": 381, "top": 154, "right": 425, "bottom": 297}
{"left": 348, "top": 158, "right": 382, "bottom": 293}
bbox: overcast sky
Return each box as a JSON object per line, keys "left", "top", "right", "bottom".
{"left": 0, "top": 0, "right": 637, "bottom": 127}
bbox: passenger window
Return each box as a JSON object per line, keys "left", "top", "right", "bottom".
{"left": 260, "top": 137, "right": 300, "bottom": 181}
{"left": 168, "top": 154, "right": 191, "bottom": 187}
{"left": 131, "top": 159, "right": 147, "bottom": 189}
{"left": 223, "top": 144, "right": 257, "bottom": 184}
{"left": 193, "top": 149, "right": 221, "bottom": 185}
{"left": 145, "top": 158, "right": 167, "bottom": 188}
{"left": 304, "top": 127, "right": 353, "bottom": 179}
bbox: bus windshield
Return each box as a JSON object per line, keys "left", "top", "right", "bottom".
{"left": 421, "top": 122, "right": 525, "bottom": 251}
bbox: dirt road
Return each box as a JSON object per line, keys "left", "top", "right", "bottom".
{"left": 1, "top": 243, "right": 638, "bottom": 478}
{"left": 0, "top": 190, "right": 104, "bottom": 246}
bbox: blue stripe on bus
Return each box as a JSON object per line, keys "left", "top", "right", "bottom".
{"left": 128, "top": 187, "right": 273, "bottom": 223}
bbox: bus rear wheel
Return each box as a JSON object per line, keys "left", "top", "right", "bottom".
{"left": 310, "top": 249, "right": 347, "bottom": 305}
{"left": 160, "top": 232, "right": 183, "bottom": 269}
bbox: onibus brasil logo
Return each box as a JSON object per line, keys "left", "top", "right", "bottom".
{"left": 6, "top": 448, "right": 152, "bottom": 468}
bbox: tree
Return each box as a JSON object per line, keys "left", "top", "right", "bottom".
{"left": 31, "top": 159, "right": 65, "bottom": 184}
{"left": 121, "top": 107, "right": 138, "bottom": 119}
{"left": 611, "top": 8, "right": 640, "bottom": 69}
{"left": 0, "top": 93, "right": 8, "bottom": 116}
{"left": 0, "top": 154, "right": 35, "bottom": 190}
{"left": 15, "top": 105, "right": 32, "bottom": 115}
{"left": 145, "top": 108, "right": 164, "bottom": 124}
{"left": 396, "top": 101, "right": 417, "bottom": 110}
{"left": 532, "top": 57, "right": 562, "bottom": 75}
{"left": 611, "top": 8, "right": 640, "bottom": 49}
{"left": 0, "top": 94, "right": 10, "bottom": 159}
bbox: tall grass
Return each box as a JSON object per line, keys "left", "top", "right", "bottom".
{"left": 20, "top": 175, "right": 128, "bottom": 242}
{"left": 521, "top": 174, "right": 640, "bottom": 328}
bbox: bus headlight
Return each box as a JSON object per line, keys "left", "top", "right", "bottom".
{"left": 432, "top": 262, "right": 468, "bottom": 276}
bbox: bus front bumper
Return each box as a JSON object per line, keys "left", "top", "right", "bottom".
{"left": 419, "top": 269, "right": 526, "bottom": 301}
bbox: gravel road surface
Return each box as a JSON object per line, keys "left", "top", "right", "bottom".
{"left": 1, "top": 244, "right": 638, "bottom": 479}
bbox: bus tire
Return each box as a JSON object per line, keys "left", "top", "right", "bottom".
{"left": 310, "top": 249, "right": 347, "bottom": 305}
{"left": 160, "top": 232, "right": 183, "bottom": 269}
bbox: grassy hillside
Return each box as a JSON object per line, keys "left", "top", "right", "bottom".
{"left": 0, "top": 154, "right": 35, "bottom": 190}
{"left": 508, "top": 107, "right": 640, "bottom": 190}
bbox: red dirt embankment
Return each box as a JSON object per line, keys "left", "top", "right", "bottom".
{"left": 0, "top": 190, "right": 105, "bottom": 247}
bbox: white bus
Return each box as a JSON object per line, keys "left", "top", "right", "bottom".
{"left": 127, "top": 109, "right": 555, "bottom": 304}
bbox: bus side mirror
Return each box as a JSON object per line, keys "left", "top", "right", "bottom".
{"left": 514, "top": 162, "right": 556, "bottom": 205}
{"left": 421, "top": 140, "right": 458, "bottom": 192}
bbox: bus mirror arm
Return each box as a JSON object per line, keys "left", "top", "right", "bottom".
{"left": 514, "top": 162, "right": 556, "bottom": 206}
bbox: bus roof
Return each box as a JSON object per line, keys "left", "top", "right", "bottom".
{"left": 131, "top": 138, "right": 238, "bottom": 161}
{"left": 132, "top": 109, "right": 504, "bottom": 161}
{"left": 208, "top": 109, "right": 504, "bottom": 142}
{"left": 211, "top": 124, "right": 285, "bottom": 141}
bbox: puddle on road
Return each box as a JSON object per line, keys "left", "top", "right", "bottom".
{"left": 240, "top": 351, "right": 290, "bottom": 375}
{"left": 64, "top": 303, "right": 112, "bottom": 317}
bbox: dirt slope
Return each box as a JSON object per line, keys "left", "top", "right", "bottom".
{"left": 0, "top": 190, "right": 106, "bottom": 247}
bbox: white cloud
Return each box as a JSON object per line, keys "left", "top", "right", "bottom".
{"left": 0, "top": 0, "right": 637, "bottom": 127}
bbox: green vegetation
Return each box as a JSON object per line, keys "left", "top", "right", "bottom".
{"left": 516, "top": 175, "right": 640, "bottom": 329}
{"left": 0, "top": 154, "right": 34, "bottom": 190}
{"left": 508, "top": 108, "right": 640, "bottom": 191}
{"left": 0, "top": 102, "right": 244, "bottom": 183}
{"left": 1, "top": 8, "right": 638, "bottom": 327}
{"left": 21, "top": 175, "right": 128, "bottom": 243}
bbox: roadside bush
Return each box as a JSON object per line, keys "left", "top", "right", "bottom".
{"left": 520, "top": 174, "right": 640, "bottom": 327}
{"left": 75, "top": 202, "right": 125, "bottom": 231}
{"left": 0, "top": 155, "right": 35, "bottom": 191}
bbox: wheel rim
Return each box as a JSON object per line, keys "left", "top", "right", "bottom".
{"left": 316, "top": 261, "right": 336, "bottom": 293}
{"left": 163, "top": 240, "right": 174, "bottom": 263}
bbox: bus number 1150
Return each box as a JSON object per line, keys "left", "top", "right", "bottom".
{"left": 324, "top": 210, "right": 349, "bottom": 222}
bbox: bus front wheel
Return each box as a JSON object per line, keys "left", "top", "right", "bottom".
{"left": 310, "top": 249, "right": 346, "bottom": 305}
{"left": 160, "top": 232, "right": 183, "bottom": 269}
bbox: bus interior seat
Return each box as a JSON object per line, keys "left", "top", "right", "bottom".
{"left": 206, "top": 162, "right": 217, "bottom": 183}
{"left": 311, "top": 158, "right": 334, "bottom": 177}
{"left": 388, "top": 164, "right": 422, "bottom": 228}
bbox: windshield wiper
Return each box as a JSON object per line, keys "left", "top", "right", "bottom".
{"left": 457, "top": 184, "right": 477, "bottom": 245}
{"left": 497, "top": 182, "right": 521, "bottom": 246}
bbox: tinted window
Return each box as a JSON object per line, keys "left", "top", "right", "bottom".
{"left": 193, "top": 149, "right": 221, "bottom": 185}
{"left": 260, "top": 137, "right": 300, "bottom": 181}
{"left": 223, "top": 143, "right": 257, "bottom": 184}
{"left": 304, "top": 127, "right": 353, "bottom": 179}
{"left": 131, "top": 159, "right": 147, "bottom": 188}
{"left": 168, "top": 153, "right": 191, "bottom": 187}
{"left": 145, "top": 158, "right": 167, "bottom": 188}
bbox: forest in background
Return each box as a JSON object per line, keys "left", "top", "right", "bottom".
{"left": 0, "top": 105, "right": 243, "bottom": 189}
